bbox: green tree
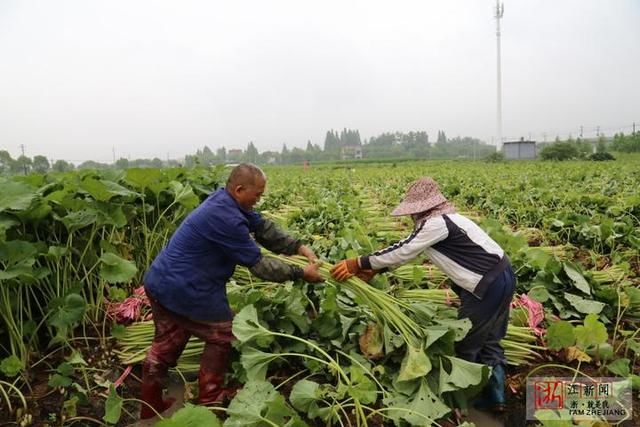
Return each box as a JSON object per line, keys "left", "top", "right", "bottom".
{"left": 184, "top": 155, "right": 198, "bottom": 167}
{"left": 437, "top": 130, "right": 447, "bottom": 144}
{"left": 246, "top": 141, "right": 259, "bottom": 163}
{"left": 539, "top": 142, "right": 579, "bottom": 161}
{"left": 0, "top": 150, "right": 14, "bottom": 174}
{"left": 114, "top": 157, "right": 130, "bottom": 169}
{"left": 199, "top": 146, "right": 215, "bottom": 165}
{"left": 52, "top": 159, "right": 74, "bottom": 172}
{"left": 281, "top": 143, "right": 290, "bottom": 163}
{"left": 216, "top": 147, "right": 227, "bottom": 163}
{"left": 32, "top": 155, "right": 50, "bottom": 173}
{"left": 305, "top": 140, "right": 321, "bottom": 161}
{"left": 78, "top": 160, "right": 110, "bottom": 170}
{"left": 323, "top": 130, "right": 340, "bottom": 153}
{"left": 15, "top": 155, "right": 32, "bottom": 174}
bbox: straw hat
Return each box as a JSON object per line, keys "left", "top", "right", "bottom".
{"left": 390, "top": 177, "right": 448, "bottom": 217}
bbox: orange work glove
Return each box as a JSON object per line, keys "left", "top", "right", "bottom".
{"left": 330, "top": 258, "right": 360, "bottom": 281}
{"left": 355, "top": 269, "right": 378, "bottom": 283}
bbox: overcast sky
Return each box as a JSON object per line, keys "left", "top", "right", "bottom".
{"left": 1, "top": 0, "right": 638, "bottom": 163}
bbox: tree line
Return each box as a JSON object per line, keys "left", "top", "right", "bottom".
{"left": 184, "top": 128, "right": 494, "bottom": 167}
{"left": 1, "top": 128, "right": 497, "bottom": 174}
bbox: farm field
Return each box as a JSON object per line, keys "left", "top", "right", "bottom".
{"left": 0, "top": 157, "right": 639, "bottom": 426}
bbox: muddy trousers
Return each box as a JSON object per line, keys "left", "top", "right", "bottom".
{"left": 142, "top": 295, "right": 236, "bottom": 417}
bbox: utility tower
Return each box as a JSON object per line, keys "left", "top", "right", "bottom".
{"left": 20, "top": 144, "right": 27, "bottom": 175}
{"left": 495, "top": 0, "right": 504, "bottom": 151}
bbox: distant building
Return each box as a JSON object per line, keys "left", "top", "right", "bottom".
{"left": 503, "top": 139, "right": 536, "bottom": 160}
{"left": 227, "top": 149, "right": 244, "bottom": 162}
{"left": 341, "top": 145, "right": 363, "bottom": 160}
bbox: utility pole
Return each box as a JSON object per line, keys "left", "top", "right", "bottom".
{"left": 20, "top": 144, "right": 27, "bottom": 175}
{"left": 596, "top": 126, "right": 600, "bottom": 137}
{"left": 580, "top": 125, "right": 583, "bottom": 138}
{"left": 495, "top": 0, "right": 504, "bottom": 151}
{"left": 112, "top": 146, "right": 116, "bottom": 164}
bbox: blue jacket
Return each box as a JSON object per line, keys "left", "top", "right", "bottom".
{"left": 144, "top": 188, "right": 264, "bottom": 321}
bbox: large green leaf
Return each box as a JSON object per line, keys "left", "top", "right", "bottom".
{"left": 433, "top": 318, "right": 472, "bottom": 341}
{"left": 0, "top": 240, "right": 39, "bottom": 264}
{"left": 397, "top": 345, "right": 431, "bottom": 382}
{"left": 232, "top": 305, "right": 272, "bottom": 344}
{"left": 0, "top": 180, "right": 37, "bottom": 212}
{"left": 534, "top": 409, "right": 573, "bottom": 427}
{"left": 289, "top": 380, "right": 320, "bottom": 413}
{"left": 424, "top": 325, "right": 451, "bottom": 348}
{"left": 125, "top": 168, "right": 162, "bottom": 189}
{"left": 336, "top": 364, "right": 378, "bottom": 404}
{"left": 563, "top": 263, "right": 591, "bottom": 295}
{"left": 574, "top": 314, "right": 608, "bottom": 350}
{"left": 545, "top": 320, "right": 576, "bottom": 350}
{"left": 0, "top": 214, "right": 20, "bottom": 240}
{"left": 524, "top": 247, "right": 551, "bottom": 270}
{"left": 169, "top": 181, "right": 199, "bottom": 209}
{"left": 0, "top": 259, "right": 38, "bottom": 280}
{"left": 59, "top": 208, "right": 98, "bottom": 231}
{"left": 16, "top": 201, "right": 52, "bottom": 222}
{"left": 607, "top": 358, "right": 630, "bottom": 377}
{"left": 156, "top": 404, "right": 222, "bottom": 427}
{"left": 100, "top": 179, "right": 139, "bottom": 199}
{"left": 46, "top": 245, "right": 69, "bottom": 260}
{"left": 48, "top": 293, "right": 86, "bottom": 329}
{"left": 103, "top": 385, "right": 123, "bottom": 424}
{"left": 224, "top": 380, "right": 304, "bottom": 427}
{"left": 384, "top": 379, "right": 450, "bottom": 425}
{"left": 99, "top": 252, "right": 137, "bottom": 284}
{"left": 95, "top": 202, "right": 127, "bottom": 228}
{"left": 80, "top": 178, "right": 114, "bottom": 202}
{"left": 564, "top": 292, "right": 605, "bottom": 314}
{"left": 439, "top": 355, "right": 488, "bottom": 391}
{"left": 240, "top": 347, "right": 281, "bottom": 381}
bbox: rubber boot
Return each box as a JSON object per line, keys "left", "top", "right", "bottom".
{"left": 140, "top": 361, "right": 176, "bottom": 419}
{"left": 198, "top": 342, "right": 239, "bottom": 405}
{"left": 474, "top": 364, "right": 507, "bottom": 413}
{"left": 198, "top": 371, "right": 240, "bottom": 405}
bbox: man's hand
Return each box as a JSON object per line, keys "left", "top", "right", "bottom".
{"left": 302, "top": 262, "right": 324, "bottom": 283}
{"left": 330, "top": 258, "right": 360, "bottom": 281}
{"left": 298, "top": 245, "right": 319, "bottom": 264}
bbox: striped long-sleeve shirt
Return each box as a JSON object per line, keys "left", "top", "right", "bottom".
{"left": 359, "top": 213, "right": 509, "bottom": 299}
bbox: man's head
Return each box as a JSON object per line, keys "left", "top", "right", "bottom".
{"left": 226, "top": 163, "right": 267, "bottom": 211}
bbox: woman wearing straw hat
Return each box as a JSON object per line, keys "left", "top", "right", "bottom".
{"left": 331, "top": 177, "right": 515, "bottom": 413}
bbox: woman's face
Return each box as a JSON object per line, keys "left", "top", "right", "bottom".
{"left": 410, "top": 210, "right": 430, "bottom": 222}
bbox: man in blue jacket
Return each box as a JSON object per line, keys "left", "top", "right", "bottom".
{"left": 140, "top": 163, "right": 323, "bottom": 419}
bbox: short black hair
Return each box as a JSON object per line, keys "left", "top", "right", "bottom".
{"left": 226, "top": 163, "right": 266, "bottom": 190}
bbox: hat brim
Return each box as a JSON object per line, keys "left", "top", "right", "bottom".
{"left": 390, "top": 195, "right": 448, "bottom": 217}
{"left": 391, "top": 202, "right": 429, "bottom": 217}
